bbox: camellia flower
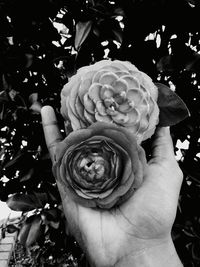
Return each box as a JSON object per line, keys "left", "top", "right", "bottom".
{"left": 61, "top": 60, "right": 159, "bottom": 143}
{"left": 53, "top": 122, "right": 147, "bottom": 209}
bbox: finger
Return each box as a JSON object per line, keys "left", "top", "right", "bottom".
{"left": 41, "top": 105, "right": 63, "bottom": 162}
{"left": 150, "top": 126, "right": 175, "bottom": 162}
{"left": 147, "top": 126, "right": 183, "bottom": 196}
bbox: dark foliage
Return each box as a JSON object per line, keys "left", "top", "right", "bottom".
{"left": 0, "top": 0, "right": 200, "bottom": 265}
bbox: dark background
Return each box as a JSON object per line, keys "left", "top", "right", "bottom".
{"left": 0, "top": 0, "right": 200, "bottom": 266}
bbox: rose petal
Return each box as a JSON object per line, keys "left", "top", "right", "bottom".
{"left": 140, "top": 71, "right": 158, "bottom": 101}
{"left": 136, "top": 98, "right": 150, "bottom": 116}
{"left": 60, "top": 97, "right": 69, "bottom": 120}
{"left": 100, "top": 85, "right": 114, "bottom": 100}
{"left": 96, "top": 171, "right": 135, "bottom": 209}
{"left": 125, "top": 108, "right": 140, "bottom": 124}
{"left": 95, "top": 112, "right": 113, "bottom": 123}
{"left": 92, "top": 70, "right": 109, "bottom": 83}
{"left": 126, "top": 89, "right": 144, "bottom": 106}
{"left": 84, "top": 109, "right": 96, "bottom": 124}
{"left": 115, "top": 71, "right": 130, "bottom": 77}
{"left": 143, "top": 101, "right": 159, "bottom": 140}
{"left": 140, "top": 84, "right": 150, "bottom": 99}
{"left": 75, "top": 96, "right": 89, "bottom": 125}
{"left": 111, "top": 61, "right": 134, "bottom": 72}
{"left": 66, "top": 97, "right": 82, "bottom": 130}
{"left": 99, "top": 72, "right": 118, "bottom": 86}
{"left": 69, "top": 80, "right": 81, "bottom": 116}
{"left": 148, "top": 98, "right": 155, "bottom": 115}
{"left": 118, "top": 61, "right": 139, "bottom": 72}
{"left": 78, "top": 71, "right": 95, "bottom": 102}
{"left": 55, "top": 128, "right": 93, "bottom": 162}
{"left": 95, "top": 101, "right": 107, "bottom": 116}
{"left": 58, "top": 179, "right": 97, "bottom": 208}
{"left": 123, "top": 123, "right": 140, "bottom": 135}
{"left": 118, "top": 100, "right": 133, "bottom": 113}
{"left": 88, "top": 83, "right": 102, "bottom": 103}
{"left": 61, "top": 75, "right": 78, "bottom": 97}
{"left": 112, "top": 112, "right": 129, "bottom": 124}
{"left": 83, "top": 93, "right": 95, "bottom": 114}
{"left": 138, "top": 116, "right": 149, "bottom": 132}
{"left": 112, "top": 79, "right": 128, "bottom": 94}
{"left": 120, "top": 75, "right": 140, "bottom": 89}
{"left": 101, "top": 65, "right": 121, "bottom": 72}
{"left": 77, "top": 187, "right": 114, "bottom": 199}
{"left": 101, "top": 127, "right": 140, "bottom": 175}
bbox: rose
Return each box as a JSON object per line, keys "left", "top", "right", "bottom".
{"left": 61, "top": 60, "right": 159, "bottom": 143}
{"left": 52, "top": 122, "right": 147, "bottom": 209}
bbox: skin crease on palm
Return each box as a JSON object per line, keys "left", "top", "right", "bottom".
{"left": 41, "top": 105, "right": 183, "bottom": 267}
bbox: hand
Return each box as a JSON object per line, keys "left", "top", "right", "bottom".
{"left": 41, "top": 105, "right": 183, "bottom": 267}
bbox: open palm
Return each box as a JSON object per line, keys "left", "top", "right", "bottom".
{"left": 41, "top": 106, "right": 183, "bottom": 267}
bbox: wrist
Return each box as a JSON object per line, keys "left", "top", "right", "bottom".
{"left": 114, "top": 237, "right": 183, "bottom": 267}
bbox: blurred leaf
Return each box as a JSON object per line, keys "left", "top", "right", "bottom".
{"left": 26, "top": 215, "right": 43, "bottom": 247}
{"left": 18, "top": 216, "right": 34, "bottom": 245}
{"left": 43, "top": 208, "right": 60, "bottom": 222}
{"left": 30, "top": 191, "right": 48, "bottom": 207}
{"left": 29, "top": 101, "right": 42, "bottom": 114}
{"left": 41, "top": 210, "right": 60, "bottom": 229}
{"left": 2, "top": 74, "right": 10, "bottom": 91}
{"left": 20, "top": 168, "right": 34, "bottom": 182}
{"left": 75, "top": 21, "right": 93, "bottom": 50}
{"left": 44, "top": 183, "right": 61, "bottom": 203}
{"left": 7, "top": 193, "right": 38, "bottom": 211}
{"left": 6, "top": 223, "right": 19, "bottom": 233}
{"left": 0, "top": 91, "right": 9, "bottom": 103}
{"left": 3, "top": 151, "right": 30, "bottom": 170}
{"left": 1, "top": 227, "right": 6, "bottom": 238}
{"left": 156, "top": 55, "right": 174, "bottom": 72}
{"left": 192, "top": 241, "right": 200, "bottom": 261}
{"left": 185, "top": 53, "right": 200, "bottom": 72}
{"left": 112, "top": 29, "right": 123, "bottom": 44}
{"left": 3, "top": 179, "right": 22, "bottom": 195}
{"left": 113, "top": 7, "right": 125, "bottom": 17}
{"left": 156, "top": 83, "right": 190, "bottom": 126}
{"left": 49, "top": 220, "right": 59, "bottom": 229}
{"left": 62, "top": 12, "right": 74, "bottom": 33}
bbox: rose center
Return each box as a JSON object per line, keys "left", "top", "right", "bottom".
{"left": 114, "top": 91, "right": 127, "bottom": 105}
{"left": 79, "top": 156, "right": 105, "bottom": 181}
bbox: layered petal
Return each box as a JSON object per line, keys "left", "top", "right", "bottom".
{"left": 53, "top": 122, "right": 147, "bottom": 209}
{"left": 60, "top": 60, "right": 159, "bottom": 143}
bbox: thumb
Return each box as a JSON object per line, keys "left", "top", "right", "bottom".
{"left": 150, "top": 126, "right": 175, "bottom": 163}
{"left": 41, "top": 105, "right": 63, "bottom": 162}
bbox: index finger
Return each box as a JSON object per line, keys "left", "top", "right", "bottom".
{"left": 41, "top": 105, "right": 63, "bottom": 162}
{"left": 151, "top": 127, "right": 175, "bottom": 162}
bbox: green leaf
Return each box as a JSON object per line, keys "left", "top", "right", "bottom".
{"left": 7, "top": 193, "right": 37, "bottom": 211}
{"left": 3, "top": 151, "right": 29, "bottom": 170}
{"left": 6, "top": 224, "right": 19, "bottom": 233}
{"left": 26, "top": 215, "right": 43, "bottom": 247}
{"left": 156, "top": 82, "right": 190, "bottom": 127}
{"left": 113, "top": 7, "right": 125, "bottom": 17}
{"left": 112, "top": 29, "right": 123, "bottom": 44}
{"left": 18, "top": 218, "right": 33, "bottom": 245}
{"left": 0, "top": 91, "right": 9, "bottom": 103}
{"left": 156, "top": 55, "right": 174, "bottom": 72}
{"left": 49, "top": 220, "right": 60, "bottom": 229}
{"left": 20, "top": 168, "right": 34, "bottom": 182}
{"left": 43, "top": 208, "right": 60, "bottom": 222}
{"left": 75, "top": 21, "right": 92, "bottom": 51}
{"left": 30, "top": 191, "right": 48, "bottom": 207}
